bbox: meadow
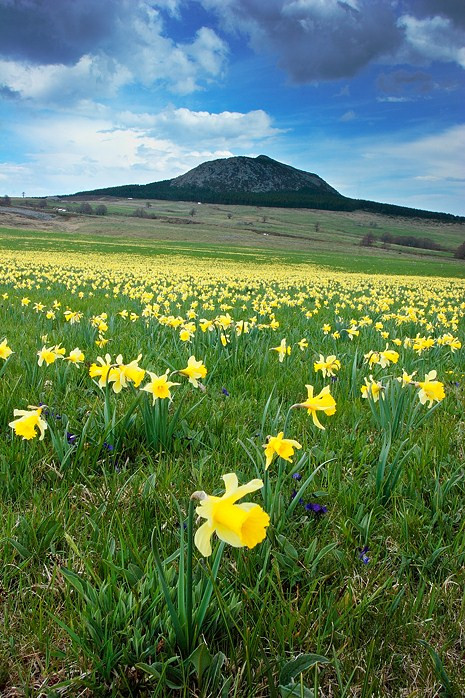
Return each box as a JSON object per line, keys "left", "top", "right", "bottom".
{"left": 0, "top": 225, "right": 464, "bottom": 697}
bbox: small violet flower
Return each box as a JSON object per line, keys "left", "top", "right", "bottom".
{"left": 305, "top": 502, "right": 328, "bottom": 514}
{"left": 359, "top": 545, "right": 370, "bottom": 564}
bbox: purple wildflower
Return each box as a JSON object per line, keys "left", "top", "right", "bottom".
{"left": 221, "top": 387, "right": 230, "bottom": 396}
{"left": 359, "top": 546, "right": 370, "bottom": 564}
{"left": 292, "top": 472, "right": 302, "bottom": 481}
{"left": 305, "top": 502, "right": 328, "bottom": 514}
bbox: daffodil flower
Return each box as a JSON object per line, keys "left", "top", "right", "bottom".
{"left": 417, "top": 370, "right": 445, "bottom": 407}
{"left": 65, "top": 347, "right": 85, "bottom": 365}
{"left": 193, "top": 473, "right": 270, "bottom": 557}
{"left": 379, "top": 346, "right": 399, "bottom": 368}
{"left": 9, "top": 406, "right": 47, "bottom": 441}
{"left": 271, "top": 338, "right": 291, "bottom": 362}
{"left": 89, "top": 354, "right": 118, "bottom": 388}
{"left": 116, "top": 354, "right": 145, "bottom": 390}
{"left": 37, "top": 345, "right": 64, "bottom": 366}
{"left": 263, "top": 432, "right": 302, "bottom": 470}
{"left": 314, "top": 354, "right": 341, "bottom": 377}
{"left": 292, "top": 384, "right": 336, "bottom": 429}
{"left": 179, "top": 355, "right": 207, "bottom": 388}
{"left": 141, "top": 370, "right": 179, "bottom": 404}
{"left": 0, "top": 338, "right": 13, "bottom": 360}
{"left": 361, "top": 376, "right": 384, "bottom": 402}
{"left": 397, "top": 370, "right": 416, "bottom": 386}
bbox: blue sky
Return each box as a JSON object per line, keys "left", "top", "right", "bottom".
{"left": 0, "top": 0, "right": 464, "bottom": 214}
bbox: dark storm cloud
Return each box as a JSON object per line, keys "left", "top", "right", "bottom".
{"left": 411, "top": 0, "right": 465, "bottom": 28}
{"left": 376, "top": 70, "right": 434, "bottom": 97}
{"left": 201, "top": 0, "right": 402, "bottom": 82}
{"left": 0, "top": 0, "right": 121, "bottom": 64}
{"left": 202, "top": 0, "right": 465, "bottom": 82}
{"left": 0, "top": 1, "right": 227, "bottom": 103}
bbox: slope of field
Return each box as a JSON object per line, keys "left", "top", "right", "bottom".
{"left": 3, "top": 197, "right": 465, "bottom": 278}
{"left": 0, "top": 229, "right": 464, "bottom": 696}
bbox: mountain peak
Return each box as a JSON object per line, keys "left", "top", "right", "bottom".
{"left": 168, "top": 154, "right": 340, "bottom": 195}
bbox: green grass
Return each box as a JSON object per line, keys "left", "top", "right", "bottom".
{"left": 2, "top": 224, "right": 465, "bottom": 278}
{"left": 7, "top": 195, "right": 465, "bottom": 271}
{"left": 0, "top": 226, "right": 464, "bottom": 696}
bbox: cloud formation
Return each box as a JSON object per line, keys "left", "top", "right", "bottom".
{"left": 0, "top": 106, "right": 281, "bottom": 195}
{"left": 116, "top": 107, "right": 284, "bottom": 146}
{"left": 201, "top": 0, "right": 465, "bottom": 82}
{"left": 376, "top": 70, "right": 435, "bottom": 98}
{"left": 0, "top": 0, "right": 227, "bottom": 102}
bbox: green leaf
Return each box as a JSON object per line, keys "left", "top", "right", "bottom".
{"left": 279, "top": 684, "right": 314, "bottom": 697}
{"left": 189, "top": 643, "right": 212, "bottom": 681}
{"left": 279, "top": 654, "right": 330, "bottom": 686}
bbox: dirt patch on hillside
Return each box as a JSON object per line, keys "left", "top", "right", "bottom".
{"left": 0, "top": 209, "right": 81, "bottom": 233}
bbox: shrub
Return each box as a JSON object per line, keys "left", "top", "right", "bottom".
{"left": 361, "top": 233, "right": 376, "bottom": 247}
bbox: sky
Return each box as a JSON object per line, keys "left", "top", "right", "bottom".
{"left": 0, "top": 0, "right": 464, "bottom": 215}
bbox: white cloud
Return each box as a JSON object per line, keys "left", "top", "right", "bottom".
{"left": 399, "top": 14, "right": 465, "bottom": 68}
{"left": 2, "top": 106, "right": 282, "bottom": 195}
{"left": 121, "top": 107, "right": 285, "bottom": 146}
{"left": 340, "top": 110, "right": 356, "bottom": 122}
{"left": 0, "top": 2, "right": 228, "bottom": 104}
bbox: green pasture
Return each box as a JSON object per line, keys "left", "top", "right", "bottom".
{"left": 0, "top": 223, "right": 464, "bottom": 696}
{"left": 2, "top": 223, "right": 465, "bottom": 278}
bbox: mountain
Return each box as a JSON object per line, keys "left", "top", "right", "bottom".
{"left": 72, "top": 155, "right": 461, "bottom": 222}
{"left": 168, "top": 154, "right": 340, "bottom": 195}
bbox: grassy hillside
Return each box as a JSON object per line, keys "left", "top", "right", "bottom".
{"left": 72, "top": 179, "right": 463, "bottom": 223}
{"left": 4, "top": 196, "right": 465, "bottom": 277}
{"left": 0, "top": 229, "right": 464, "bottom": 696}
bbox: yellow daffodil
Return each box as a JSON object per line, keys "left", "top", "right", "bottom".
{"left": 63, "top": 310, "right": 82, "bottom": 324}
{"left": 0, "top": 338, "right": 13, "bottom": 360}
{"left": 263, "top": 432, "right": 302, "bottom": 469}
{"left": 345, "top": 327, "right": 359, "bottom": 340}
{"left": 199, "top": 319, "right": 214, "bottom": 332}
{"left": 141, "top": 370, "right": 179, "bottom": 404}
{"left": 89, "top": 354, "right": 118, "bottom": 388}
{"left": 292, "top": 384, "right": 336, "bottom": 429}
{"left": 179, "top": 355, "right": 207, "bottom": 388}
{"left": 361, "top": 376, "right": 384, "bottom": 402}
{"left": 112, "top": 354, "right": 145, "bottom": 392}
{"left": 37, "top": 345, "right": 64, "bottom": 366}
{"left": 314, "top": 354, "right": 341, "bottom": 377}
{"left": 95, "top": 334, "right": 109, "bottom": 347}
{"left": 271, "top": 338, "right": 291, "bottom": 362}
{"left": 364, "top": 350, "right": 380, "bottom": 367}
{"left": 9, "top": 406, "right": 47, "bottom": 441}
{"left": 379, "top": 346, "right": 399, "bottom": 368}
{"left": 298, "top": 338, "right": 308, "bottom": 351}
{"left": 66, "top": 348, "right": 85, "bottom": 365}
{"left": 417, "top": 370, "right": 445, "bottom": 407}
{"left": 397, "top": 370, "right": 417, "bottom": 386}
{"left": 179, "top": 328, "right": 192, "bottom": 342}
{"left": 193, "top": 473, "right": 269, "bottom": 557}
